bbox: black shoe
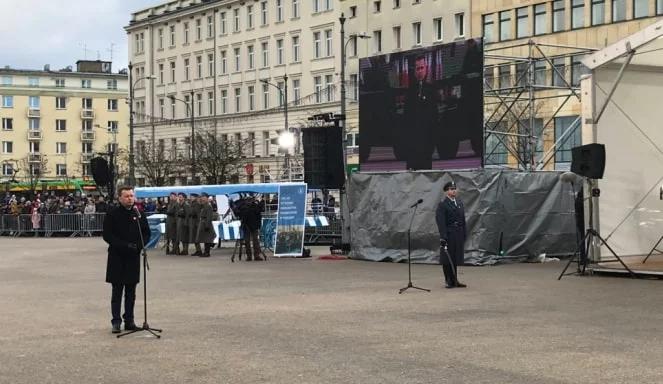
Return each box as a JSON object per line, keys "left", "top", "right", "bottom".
{"left": 112, "top": 323, "right": 121, "bottom": 334}
{"left": 124, "top": 322, "right": 139, "bottom": 331}
{"left": 199, "top": 253, "right": 210, "bottom": 257}
{"left": 455, "top": 282, "right": 467, "bottom": 288}
{"left": 192, "top": 251, "right": 203, "bottom": 256}
{"left": 445, "top": 283, "right": 455, "bottom": 289}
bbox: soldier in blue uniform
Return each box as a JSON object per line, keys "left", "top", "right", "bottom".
{"left": 435, "top": 181, "right": 467, "bottom": 289}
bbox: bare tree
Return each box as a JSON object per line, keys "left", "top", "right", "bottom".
{"left": 133, "top": 139, "right": 181, "bottom": 186}
{"left": 16, "top": 154, "right": 49, "bottom": 191}
{"left": 193, "top": 132, "right": 248, "bottom": 184}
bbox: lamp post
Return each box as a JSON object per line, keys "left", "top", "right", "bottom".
{"left": 169, "top": 91, "right": 196, "bottom": 184}
{"left": 339, "top": 14, "right": 370, "bottom": 178}
{"left": 261, "top": 75, "right": 291, "bottom": 181}
{"left": 128, "top": 62, "right": 156, "bottom": 185}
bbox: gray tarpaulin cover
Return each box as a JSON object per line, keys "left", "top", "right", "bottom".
{"left": 347, "top": 170, "right": 579, "bottom": 265}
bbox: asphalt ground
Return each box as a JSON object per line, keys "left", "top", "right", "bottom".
{"left": 1, "top": 237, "right": 663, "bottom": 384}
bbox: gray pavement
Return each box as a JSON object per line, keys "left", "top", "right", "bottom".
{"left": 1, "top": 237, "right": 663, "bottom": 384}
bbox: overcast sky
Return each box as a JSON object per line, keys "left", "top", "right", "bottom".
{"left": 0, "top": 0, "right": 161, "bottom": 72}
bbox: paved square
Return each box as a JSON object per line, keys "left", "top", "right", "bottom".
{"left": 1, "top": 237, "right": 662, "bottom": 383}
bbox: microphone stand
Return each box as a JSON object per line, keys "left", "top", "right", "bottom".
{"left": 118, "top": 212, "right": 163, "bottom": 338}
{"left": 399, "top": 202, "right": 430, "bottom": 294}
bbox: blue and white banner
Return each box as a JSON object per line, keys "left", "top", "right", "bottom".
{"left": 213, "top": 220, "right": 243, "bottom": 243}
{"left": 305, "top": 216, "right": 329, "bottom": 227}
{"left": 274, "top": 184, "right": 307, "bottom": 257}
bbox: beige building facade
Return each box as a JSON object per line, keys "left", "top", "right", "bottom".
{"left": 0, "top": 62, "right": 128, "bottom": 183}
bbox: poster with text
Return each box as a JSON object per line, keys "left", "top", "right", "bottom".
{"left": 274, "top": 184, "right": 307, "bottom": 257}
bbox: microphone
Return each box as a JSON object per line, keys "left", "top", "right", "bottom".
{"left": 133, "top": 205, "right": 142, "bottom": 218}
{"left": 410, "top": 199, "right": 423, "bottom": 208}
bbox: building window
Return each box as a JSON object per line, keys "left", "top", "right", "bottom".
{"left": 247, "top": 5, "right": 254, "bottom": 28}
{"left": 184, "top": 58, "right": 190, "bottom": 80}
{"left": 500, "top": 11, "right": 511, "bottom": 41}
{"left": 184, "top": 94, "right": 191, "bottom": 117}
{"left": 158, "top": 28, "right": 164, "bottom": 49}
{"left": 454, "top": 13, "right": 464, "bottom": 37}
{"left": 373, "top": 30, "right": 382, "bottom": 52}
{"left": 277, "top": 81, "right": 285, "bottom": 105}
{"left": 554, "top": 116, "right": 581, "bottom": 164}
{"left": 412, "top": 22, "right": 422, "bottom": 45}
{"left": 313, "top": 0, "right": 321, "bottom": 13}
{"left": 234, "top": 88, "right": 241, "bottom": 112}
{"left": 220, "top": 12, "right": 227, "bottom": 34}
{"left": 107, "top": 78, "right": 117, "bottom": 89}
{"left": 159, "top": 98, "right": 165, "bottom": 117}
{"left": 572, "top": 0, "right": 585, "bottom": 29}
{"left": 314, "top": 31, "right": 322, "bottom": 58}
{"left": 633, "top": 0, "right": 649, "bottom": 18}
{"left": 170, "top": 61, "right": 176, "bottom": 82}
{"left": 293, "top": 78, "right": 301, "bottom": 105}
{"left": 269, "top": 40, "right": 280, "bottom": 66}
{"left": 207, "top": 91, "right": 214, "bottom": 115}
{"left": 534, "top": 60, "right": 546, "bottom": 85}
{"left": 158, "top": 63, "right": 164, "bottom": 84}
{"left": 261, "top": 1, "right": 268, "bottom": 25}
{"left": 56, "top": 142, "right": 67, "bottom": 154}
{"left": 2, "top": 96, "right": 13, "bottom": 108}
{"left": 350, "top": 74, "right": 359, "bottom": 101}
{"left": 314, "top": 76, "right": 323, "bottom": 103}
{"left": 516, "top": 7, "right": 529, "bottom": 38}
{"left": 498, "top": 65, "right": 511, "bottom": 90}
{"left": 234, "top": 9, "right": 240, "bottom": 32}
{"left": 433, "top": 18, "right": 443, "bottom": 42}
{"left": 534, "top": 4, "right": 546, "bottom": 35}
{"left": 393, "top": 26, "right": 401, "bottom": 49}
{"left": 1, "top": 118, "right": 12, "bottom": 130}
{"left": 262, "top": 84, "right": 270, "bottom": 108}
{"left": 247, "top": 85, "right": 255, "bottom": 111}
{"left": 658, "top": 0, "right": 663, "bottom": 15}
{"left": 248, "top": 45, "right": 255, "bottom": 69}
{"left": 552, "top": 58, "right": 566, "bottom": 86}
{"left": 277, "top": 0, "right": 284, "bottom": 21}
{"left": 196, "top": 93, "right": 202, "bottom": 116}
{"left": 207, "top": 15, "right": 214, "bottom": 37}
{"left": 221, "top": 51, "right": 227, "bottom": 74}
{"left": 292, "top": 36, "right": 300, "bottom": 62}
{"left": 350, "top": 5, "right": 357, "bottom": 17}
{"left": 234, "top": 48, "right": 241, "bottom": 71}
{"left": 108, "top": 99, "right": 118, "bottom": 111}
{"left": 81, "top": 79, "right": 91, "bottom": 88}
{"left": 483, "top": 14, "right": 494, "bottom": 43}
{"left": 325, "top": 29, "right": 333, "bottom": 56}
{"left": 591, "top": 0, "right": 605, "bottom": 25}
{"left": 572, "top": 55, "right": 589, "bottom": 86}
{"left": 29, "top": 77, "right": 39, "bottom": 87}
{"left": 29, "top": 118, "right": 40, "bottom": 131}
{"left": 29, "top": 96, "right": 40, "bottom": 108}
{"left": 56, "top": 119, "right": 67, "bottom": 132}
{"left": 196, "top": 56, "right": 203, "bottom": 78}
{"left": 82, "top": 120, "right": 92, "bottom": 131}
{"left": 55, "top": 78, "right": 65, "bottom": 88}
{"left": 2, "top": 141, "right": 12, "bottom": 154}
{"left": 259, "top": 42, "right": 268, "bottom": 67}
{"left": 169, "top": 25, "right": 176, "bottom": 46}
{"left": 263, "top": 131, "right": 270, "bottom": 156}
{"left": 325, "top": 74, "right": 334, "bottom": 102}
{"left": 485, "top": 124, "right": 508, "bottom": 165}
{"left": 208, "top": 53, "right": 214, "bottom": 76}
{"left": 82, "top": 142, "right": 93, "bottom": 154}
{"left": 170, "top": 97, "right": 176, "bottom": 117}
{"left": 81, "top": 97, "right": 92, "bottom": 110}
{"left": 373, "top": 0, "right": 381, "bottom": 12}
{"left": 393, "top": 0, "right": 400, "bottom": 8}
{"left": 56, "top": 164, "right": 67, "bottom": 176}
{"left": 2, "top": 163, "right": 13, "bottom": 176}
{"left": 108, "top": 121, "right": 118, "bottom": 132}
{"left": 612, "top": 0, "right": 626, "bottom": 21}
{"left": 553, "top": 0, "right": 565, "bottom": 32}
{"left": 221, "top": 89, "right": 228, "bottom": 114}
{"left": 184, "top": 22, "right": 191, "bottom": 44}
{"left": 292, "top": 0, "right": 300, "bottom": 18}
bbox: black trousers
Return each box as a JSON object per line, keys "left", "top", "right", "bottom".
{"left": 111, "top": 283, "right": 137, "bottom": 325}
{"left": 440, "top": 248, "right": 459, "bottom": 286}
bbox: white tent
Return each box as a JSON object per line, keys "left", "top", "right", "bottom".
{"left": 581, "top": 19, "right": 663, "bottom": 259}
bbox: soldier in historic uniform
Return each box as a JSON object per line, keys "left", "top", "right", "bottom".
{"left": 102, "top": 185, "right": 151, "bottom": 333}
{"left": 188, "top": 193, "right": 203, "bottom": 256}
{"left": 165, "top": 192, "right": 178, "bottom": 254}
{"left": 196, "top": 192, "right": 217, "bottom": 257}
{"left": 175, "top": 192, "right": 190, "bottom": 255}
{"left": 435, "top": 181, "right": 468, "bottom": 289}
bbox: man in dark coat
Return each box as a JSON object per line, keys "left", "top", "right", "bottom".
{"left": 239, "top": 196, "right": 263, "bottom": 261}
{"left": 175, "top": 193, "right": 190, "bottom": 255}
{"left": 188, "top": 193, "right": 203, "bottom": 256}
{"left": 102, "top": 185, "right": 151, "bottom": 333}
{"left": 165, "top": 192, "right": 178, "bottom": 254}
{"left": 435, "top": 181, "right": 467, "bottom": 289}
{"left": 196, "top": 193, "right": 217, "bottom": 257}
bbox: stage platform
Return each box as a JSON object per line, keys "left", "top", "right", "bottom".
{"left": 590, "top": 254, "right": 663, "bottom": 278}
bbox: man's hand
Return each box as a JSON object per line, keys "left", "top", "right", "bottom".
{"left": 440, "top": 239, "right": 447, "bottom": 248}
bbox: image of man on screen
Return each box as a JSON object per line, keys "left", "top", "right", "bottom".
{"left": 399, "top": 55, "right": 439, "bottom": 170}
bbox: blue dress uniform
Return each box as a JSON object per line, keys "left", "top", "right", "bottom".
{"left": 435, "top": 181, "right": 467, "bottom": 288}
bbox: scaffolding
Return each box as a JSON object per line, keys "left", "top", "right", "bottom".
{"left": 483, "top": 40, "right": 598, "bottom": 170}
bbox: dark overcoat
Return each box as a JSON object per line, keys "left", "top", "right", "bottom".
{"left": 196, "top": 202, "right": 217, "bottom": 244}
{"left": 166, "top": 199, "right": 178, "bottom": 241}
{"left": 188, "top": 200, "right": 201, "bottom": 243}
{"left": 435, "top": 197, "right": 467, "bottom": 266}
{"left": 176, "top": 201, "right": 190, "bottom": 243}
{"left": 103, "top": 205, "right": 151, "bottom": 284}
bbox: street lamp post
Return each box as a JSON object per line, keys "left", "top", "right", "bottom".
{"left": 261, "top": 75, "right": 290, "bottom": 181}
{"left": 169, "top": 91, "right": 196, "bottom": 184}
{"left": 128, "top": 62, "right": 155, "bottom": 185}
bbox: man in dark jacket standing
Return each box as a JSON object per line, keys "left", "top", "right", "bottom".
{"left": 435, "top": 181, "right": 467, "bottom": 289}
{"left": 239, "top": 196, "right": 263, "bottom": 261}
{"left": 196, "top": 193, "right": 217, "bottom": 257}
{"left": 103, "top": 185, "right": 151, "bottom": 333}
{"left": 188, "top": 193, "right": 203, "bottom": 256}
{"left": 175, "top": 193, "right": 190, "bottom": 255}
{"left": 165, "top": 192, "right": 178, "bottom": 254}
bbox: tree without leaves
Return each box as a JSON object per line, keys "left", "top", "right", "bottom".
{"left": 132, "top": 139, "right": 182, "bottom": 186}
{"left": 16, "top": 154, "right": 49, "bottom": 191}
{"left": 193, "top": 132, "right": 248, "bottom": 185}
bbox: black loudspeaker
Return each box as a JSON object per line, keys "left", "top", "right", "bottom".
{"left": 90, "top": 157, "right": 111, "bottom": 186}
{"left": 571, "top": 143, "right": 605, "bottom": 179}
{"left": 302, "top": 126, "right": 344, "bottom": 189}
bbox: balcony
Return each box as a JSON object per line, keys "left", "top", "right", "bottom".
{"left": 81, "top": 131, "right": 96, "bottom": 141}
{"left": 26, "top": 107, "right": 40, "bottom": 118}
{"left": 80, "top": 109, "right": 95, "bottom": 119}
{"left": 27, "top": 130, "right": 42, "bottom": 140}
{"left": 80, "top": 153, "right": 94, "bottom": 163}
{"left": 28, "top": 154, "right": 42, "bottom": 163}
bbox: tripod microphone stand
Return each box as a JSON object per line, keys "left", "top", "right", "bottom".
{"left": 399, "top": 200, "right": 430, "bottom": 294}
{"left": 118, "top": 212, "right": 163, "bottom": 338}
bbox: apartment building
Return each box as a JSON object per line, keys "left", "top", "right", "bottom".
{"left": 0, "top": 61, "right": 128, "bottom": 182}
{"left": 472, "top": 0, "right": 663, "bottom": 169}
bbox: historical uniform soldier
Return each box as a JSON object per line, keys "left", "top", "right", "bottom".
{"left": 196, "top": 192, "right": 217, "bottom": 257}
{"left": 165, "top": 192, "right": 178, "bottom": 255}
{"left": 435, "top": 181, "right": 467, "bottom": 289}
{"left": 188, "top": 193, "right": 203, "bottom": 256}
{"left": 238, "top": 196, "right": 263, "bottom": 261}
{"left": 175, "top": 193, "right": 190, "bottom": 255}
{"left": 102, "top": 185, "right": 151, "bottom": 333}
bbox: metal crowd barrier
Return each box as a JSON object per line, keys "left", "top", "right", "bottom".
{"left": 0, "top": 213, "right": 106, "bottom": 237}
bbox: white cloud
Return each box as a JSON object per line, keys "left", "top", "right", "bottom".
{"left": 0, "top": 0, "right": 158, "bottom": 72}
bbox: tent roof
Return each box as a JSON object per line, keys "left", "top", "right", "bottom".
{"left": 583, "top": 19, "right": 663, "bottom": 70}
{"left": 134, "top": 182, "right": 306, "bottom": 198}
